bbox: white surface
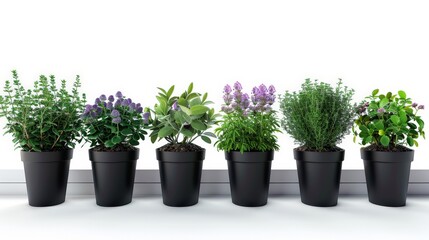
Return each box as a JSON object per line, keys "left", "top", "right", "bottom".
{"left": 0, "top": 0, "right": 428, "bottom": 169}
{"left": 0, "top": 196, "right": 427, "bottom": 239}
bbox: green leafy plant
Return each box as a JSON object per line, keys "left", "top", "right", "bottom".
{"left": 353, "top": 89, "right": 425, "bottom": 149}
{"left": 0, "top": 70, "right": 86, "bottom": 152}
{"left": 215, "top": 82, "right": 281, "bottom": 152}
{"left": 280, "top": 79, "right": 356, "bottom": 151}
{"left": 81, "top": 92, "right": 150, "bottom": 150}
{"left": 149, "top": 83, "right": 219, "bottom": 147}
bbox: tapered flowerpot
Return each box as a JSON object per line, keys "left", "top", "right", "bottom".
{"left": 89, "top": 149, "right": 139, "bottom": 207}
{"left": 294, "top": 148, "right": 344, "bottom": 207}
{"left": 21, "top": 149, "right": 73, "bottom": 207}
{"left": 361, "top": 148, "right": 413, "bottom": 207}
{"left": 225, "top": 151, "right": 274, "bottom": 207}
{"left": 156, "top": 149, "right": 205, "bottom": 207}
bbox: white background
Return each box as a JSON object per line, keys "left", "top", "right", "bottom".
{"left": 0, "top": 0, "right": 428, "bottom": 170}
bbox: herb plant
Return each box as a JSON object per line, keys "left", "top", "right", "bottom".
{"left": 215, "top": 82, "right": 281, "bottom": 153}
{"left": 353, "top": 89, "right": 425, "bottom": 150}
{"left": 280, "top": 79, "right": 356, "bottom": 151}
{"left": 81, "top": 92, "right": 150, "bottom": 150}
{"left": 0, "top": 70, "right": 86, "bottom": 152}
{"left": 149, "top": 83, "right": 219, "bottom": 148}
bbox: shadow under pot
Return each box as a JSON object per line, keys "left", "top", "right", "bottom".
{"left": 225, "top": 151, "right": 274, "bottom": 207}
{"left": 89, "top": 149, "right": 139, "bottom": 207}
{"left": 156, "top": 149, "right": 205, "bottom": 207}
{"left": 361, "top": 148, "right": 413, "bottom": 207}
{"left": 294, "top": 148, "right": 344, "bottom": 207}
{"left": 21, "top": 149, "right": 73, "bottom": 207}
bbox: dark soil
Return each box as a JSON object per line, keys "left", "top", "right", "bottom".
{"left": 295, "top": 146, "right": 343, "bottom": 152}
{"left": 157, "top": 143, "right": 204, "bottom": 152}
{"left": 92, "top": 145, "right": 137, "bottom": 152}
{"left": 363, "top": 144, "right": 412, "bottom": 152}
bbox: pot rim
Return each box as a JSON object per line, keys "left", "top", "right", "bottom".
{"left": 21, "top": 149, "right": 73, "bottom": 163}
{"left": 293, "top": 148, "right": 345, "bottom": 163}
{"left": 89, "top": 148, "right": 140, "bottom": 162}
{"left": 225, "top": 150, "right": 274, "bottom": 163}
{"left": 360, "top": 148, "right": 414, "bottom": 163}
{"left": 156, "top": 148, "right": 206, "bottom": 162}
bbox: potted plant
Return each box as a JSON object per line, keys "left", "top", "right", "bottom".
{"left": 215, "top": 82, "right": 280, "bottom": 207}
{"left": 0, "top": 70, "right": 85, "bottom": 206}
{"left": 149, "top": 83, "right": 219, "bottom": 207}
{"left": 280, "top": 79, "right": 356, "bottom": 207}
{"left": 81, "top": 92, "right": 150, "bottom": 207}
{"left": 353, "top": 89, "right": 425, "bottom": 206}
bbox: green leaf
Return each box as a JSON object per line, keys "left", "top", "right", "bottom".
{"left": 380, "top": 135, "right": 390, "bottom": 147}
{"left": 158, "top": 126, "right": 174, "bottom": 138}
{"left": 379, "top": 97, "right": 389, "bottom": 108}
{"left": 190, "top": 105, "right": 209, "bottom": 115}
{"left": 407, "top": 136, "right": 414, "bottom": 146}
{"left": 191, "top": 120, "right": 207, "bottom": 130}
{"left": 157, "top": 87, "right": 167, "bottom": 95}
{"left": 201, "top": 135, "right": 211, "bottom": 144}
{"left": 390, "top": 115, "right": 400, "bottom": 125}
{"left": 105, "top": 140, "right": 114, "bottom": 148}
{"left": 203, "top": 132, "right": 217, "bottom": 138}
{"left": 413, "top": 140, "right": 419, "bottom": 147}
{"left": 130, "top": 139, "right": 139, "bottom": 146}
{"left": 176, "top": 111, "right": 192, "bottom": 124}
{"left": 187, "top": 82, "right": 194, "bottom": 94}
{"left": 181, "top": 128, "right": 194, "bottom": 137}
{"left": 374, "top": 120, "right": 384, "bottom": 130}
{"left": 177, "top": 97, "right": 188, "bottom": 107}
{"left": 398, "top": 90, "right": 406, "bottom": 99}
{"left": 150, "top": 134, "right": 158, "bottom": 143}
{"left": 179, "top": 105, "right": 192, "bottom": 115}
{"left": 189, "top": 97, "right": 202, "bottom": 107}
{"left": 378, "top": 130, "right": 385, "bottom": 136}
{"left": 121, "top": 128, "right": 133, "bottom": 136}
{"left": 202, "top": 92, "right": 208, "bottom": 102}
{"left": 112, "top": 136, "right": 122, "bottom": 144}
{"left": 372, "top": 89, "right": 379, "bottom": 96}
{"left": 365, "top": 136, "right": 373, "bottom": 144}
{"left": 399, "top": 110, "right": 407, "bottom": 123}
{"left": 167, "top": 85, "right": 175, "bottom": 98}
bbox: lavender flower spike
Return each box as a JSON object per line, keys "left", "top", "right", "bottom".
{"left": 112, "top": 117, "right": 121, "bottom": 124}
{"left": 233, "top": 81, "right": 242, "bottom": 91}
{"left": 268, "top": 85, "right": 276, "bottom": 94}
{"left": 115, "top": 91, "right": 123, "bottom": 99}
{"left": 108, "top": 95, "right": 115, "bottom": 102}
{"left": 111, "top": 109, "right": 120, "bottom": 118}
{"left": 418, "top": 105, "right": 424, "bottom": 110}
{"left": 412, "top": 102, "right": 418, "bottom": 108}
{"left": 224, "top": 84, "right": 232, "bottom": 94}
{"left": 100, "top": 94, "right": 107, "bottom": 101}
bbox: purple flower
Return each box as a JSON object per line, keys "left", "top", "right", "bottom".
{"left": 268, "top": 85, "right": 276, "bottom": 94}
{"left": 95, "top": 98, "right": 101, "bottom": 104}
{"left": 100, "top": 94, "right": 107, "bottom": 101}
{"left": 252, "top": 87, "right": 259, "bottom": 95}
{"left": 223, "top": 94, "right": 233, "bottom": 105}
{"left": 136, "top": 103, "right": 141, "bottom": 108}
{"left": 129, "top": 102, "right": 136, "bottom": 111}
{"left": 114, "top": 99, "right": 121, "bottom": 108}
{"left": 84, "top": 104, "right": 92, "bottom": 113}
{"left": 412, "top": 102, "right": 418, "bottom": 108}
{"left": 241, "top": 93, "right": 250, "bottom": 109}
{"left": 418, "top": 105, "right": 424, "bottom": 110}
{"left": 221, "top": 105, "right": 233, "bottom": 113}
{"left": 121, "top": 99, "right": 130, "bottom": 106}
{"left": 127, "top": 98, "right": 132, "bottom": 104}
{"left": 233, "top": 91, "right": 242, "bottom": 102}
{"left": 106, "top": 102, "right": 113, "bottom": 110}
{"left": 143, "top": 112, "right": 150, "bottom": 124}
{"left": 115, "top": 91, "right": 123, "bottom": 99}
{"left": 377, "top": 108, "right": 386, "bottom": 114}
{"left": 111, "top": 109, "right": 120, "bottom": 118}
{"left": 90, "top": 111, "right": 97, "bottom": 118}
{"left": 112, "top": 117, "right": 121, "bottom": 124}
{"left": 96, "top": 107, "right": 102, "bottom": 115}
{"left": 172, "top": 101, "right": 179, "bottom": 111}
{"left": 231, "top": 102, "right": 238, "bottom": 109}
{"left": 92, "top": 104, "right": 99, "bottom": 109}
{"left": 233, "top": 81, "right": 242, "bottom": 91}
{"left": 264, "top": 104, "right": 272, "bottom": 112}
{"left": 108, "top": 95, "right": 115, "bottom": 102}
{"left": 242, "top": 109, "right": 250, "bottom": 117}
{"left": 136, "top": 107, "right": 143, "bottom": 113}
{"left": 259, "top": 84, "right": 268, "bottom": 94}
{"left": 224, "top": 84, "right": 232, "bottom": 94}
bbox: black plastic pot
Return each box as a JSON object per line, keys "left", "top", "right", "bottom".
{"left": 361, "top": 148, "right": 413, "bottom": 207}
{"left": 156, "top": 149, "right": 205, "bottom": 207}
{"left": 294, "top": 149, "right": 344, "bottom": 207}
{"left": 89, "top": 149, "right": 139, "bottom": 207}
{"left": 225, "top": 151, "right": 274, "bottom": 207}
{"left": 21, "top": 149, "right": 73, "bottom": 207}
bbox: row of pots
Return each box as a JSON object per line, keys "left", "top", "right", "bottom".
{"left": 21, "top": 148, "right": 413, "bottom": 207}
